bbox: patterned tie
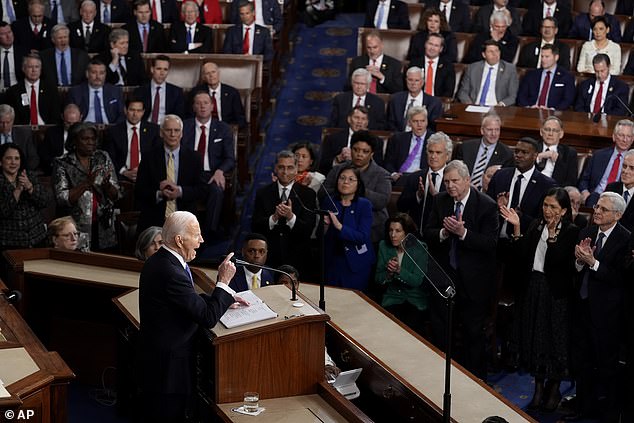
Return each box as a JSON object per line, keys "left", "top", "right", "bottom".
{"left": 30, "top": 84, "right": 38, "bottom": 125}
{"left": 211, "top": 91, "right": 219, "bottom": 119}
{"left": 242, "top": 26, "right": 250, "bottom": 54}
{"left": 471, "top": 145, "right": 488, "bottom": 189}
{"left": 369, "top": 59, "right": 377, "bottom": 93}
{"left": 425, "top": 60, "right": 434, "bottom": 95}
{"left": 93, "top": 90, "right": 103, "bottom": 123}
{"left": 60, "top": 52, "right": 69, "bottom": 85}
{"left": 449, "top": 201, "right": 463, "bottom": 269}
{"left": 142, "top": 25, "right": 149, "bottom": 52}
{"left": 3, "top": 50, "right": 11, "bottom": 88}
{"left": 103, "top": 5, "right": 110, "bottom": 24}
{"left": 165, "top": 152, "right": 176, "bottom": 217}
{"left": 151, "top": 86, "right": 160, "bottom": 123}
{"left": 478, "top": 66, "right": 493, "bottom": 106}
{"left": 399, "top": 136, "right": 423, "bottom": 173}
{"left": 130, "top": 126, "right": 139, "bottom": 169}
{"left": 376, "top": 1, "right": 385, "bottom": 29}
{"left": 252, "top": 273, "right": 259, "bottom": 289}
{"left": 537, "top": 70, "right": 550, "bottom": 107}
{"left": 197, "top": 124, "right": 207, "bottom": 166}
{"left": 607, "top": 153, "right": 622, "bottom": 184}
{"left": 593, "top": 81, "right": 604, "bottom": 114}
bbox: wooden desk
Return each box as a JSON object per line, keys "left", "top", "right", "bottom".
{"left": 0, "top": 279, "right": 74, "bottom": 423}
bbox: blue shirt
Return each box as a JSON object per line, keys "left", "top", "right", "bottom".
{"left": 54, "top": 48, "right": 71, "bottom": 85}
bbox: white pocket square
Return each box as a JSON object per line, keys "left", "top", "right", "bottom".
{"left": 213, "top": 138, "right": 223, "bottom": 143}
{"left": 554, "top": 83, "right": 564, "bottom": 87}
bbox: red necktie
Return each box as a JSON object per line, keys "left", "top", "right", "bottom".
{"left": 537, "top": 70, "right": 551, "bottom": 107}
{"left": 425, "top": 60, "right": 434, "bottom": 95}
{"left": 151, "top": 86, "right": 160, "bottom": 123}
{"left": 151, "top": 0, "right": 158, "bottom": 21}
{"left": 593, "top": 81, "right": 604, "bottom": 114}
{"left": 369, "top": 59, "right": 377, "bottom": 93}
{"left": 242, "top": 26, "right": 250, "bottom": 54}
{"left": 198, "top": 124, "right": 207, "bottom": 164}
{"left": 30, "top": 84, "right": 37, "bottom": 125}
{"left": 607, "top": 153, "right": 622, "bottom": 184}
{"left": 130, "top": 126, "right": 139, "bottom": 169}
{"left": 33, "top": 25, "right": 39, "bottom": 36}
{"left": 211, "top": 91, "right": 219, "bottom": 120}
{"left": 355, "top": 96, "right": 361, "bottom": 107}
{"left": 142, "top": 25, "right": 149, "bottom": 52}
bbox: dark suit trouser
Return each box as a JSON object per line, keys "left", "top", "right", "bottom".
{"left": 203, "top": 178, "right": 224, "bottom": 233}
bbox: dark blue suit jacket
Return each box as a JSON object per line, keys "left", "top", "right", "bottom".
{"left": 386, "top": 91, "right": 442, "bottom": 132}
{"left": 229, "top": 0, "right": 283, "bottom": 33}
{"left": 578, "top": 146, "right": 615, "bottom": 206}
{"left": 104, "top": 121, "right": 161, "bottom": 175}
{"left": 134, "top": 82, "right": 185, "bottom": 121}
{"left": 568, "top": 12, "right": 621, "bottom": 42}
{"left": 329, "top": 91, "right": 386, "bottom": 130}
{"left": 187, "top": 83, "right": 247, "bottom": 127}
{"left": 574, "top": 77, "right": 629, "bottom": 116}
{"left": 363, "top": 0, "right": 410, "bottom": 29}
{"left": 222, "top": 24, "right": 273, "bottom": 62}
{"left": 383, "top": 130, "right": 433, "bottom": 174}
{"left": 96, "top": 0, "right": 130, "bottom": 23}
{"left": 182, "top": 118, "right": 235, "bottom": 173}
{"left": 516, "top": 66, "right": 576, "bottom": 110}
{"left": 168, "top": 21, "right": 213, "bottom": 53}
{"left": 122, "top": 19, "right": 167, "bottom": 53}
{"left": 229, "top": 266, "right": 275, "bottom": 292}
{"left": 67, "top": 82, "right": 125, "bottom": 124}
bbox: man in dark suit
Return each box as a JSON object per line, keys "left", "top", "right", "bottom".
{"left": 68, "top": 0, "right": 111, "bottom": 53}
{"left": 426, "top": 0, "right": 471, "bottom": 32}
{"left": 348, "top": 29, "right": 403, "bottom": 94}
{"left": 104, "top": 98, "right": 160, "bottom": 182}
{"left": 4, "top": 53, "right": 60, "bottom": 126}
{"left": 97, "top": 28, "right": 147, "bottom": 87}
{"left": 0, "top": 104, "right": 39, "bottom": 170}
{"left": 329, "top": 68, "right": 385, "bottom": 130}
{"left": 44, "top": 0, "right": 79, "bottom": 25}
{"left": 318, "top": 106, "right": 369, "bottom": 176}
{"left": 139, "top": 213, "right": 244, "bottom": 422}
{"left": 134, "top": 55, "right": 185, "bottom": 124}
{"left": 0, "top": 22, "right": 27, "bottom": 88}
{"left": 39, "top": 103, "right": 81, "bottom": 175}
{"left": 363, "top": 0, "right": 409, "bottom": 29}
{"left": 122, "top": 0, "right": 166, "bottom": 53}
{"left": 11, "top": 0, "right": 53, "bottom": 51}
{"left": 397, "top": 131, "right": 451, "bottom": 233}
{"left": 96, "top": 0, "right": 130, "bottom": 24}
{"left": 0, "top": 0, "right": 27, "bottom": 24}
{"left": 187, "top": 61, "right": 246, "bottom": 128}
{"left": 516, "top": 44, "right": 575, "bottom": 110}
{"left": 535, "top": 116, "right": 578, "bottom": 187}
{"left": 472, "top": 0, "right": 522, "bottom": 35}
{"left": 517, "top": 16, "right": 571, "bottom": 69}
{"left": 452, "top": 113, "right": 514, "bottom": 189}
{"left": 521, "top": 0, "right": 572, "bottom": 37}
{"left": 568, "top": 0, "right": 621, "bottom": 42}
{"left": 424, "top": 159, "right": 499, "bottom": 380}
{"left": 408, "top": 32, "right": 455, "bottom": 99}
{"left": 40, "top": 24, "right": 89, "bottom": 87}
{"left": 135, "top": 114, "right": 206, "bottom": 233}
{"left": 387, "top": 66, "right": 442, "bottom": 132}
{"left": 222, "top": 1, "right": 273, "bottom": 62}
{"left": 605, "top": 150, "right": 634, "bottom": 232}
{"left": 67, "top": 58, "right": 125, "bottom": 124}
{"left": 182, "top": 91, "right": 235, "bottom": 236}
{"left": 384, "top": 105, "right": 433, "bottom": 183}
{"left": 252, "top": 150, "right": 317, "bottom": 275}
{"left": 144, "top": 0, "right": 178, "bottom": 24}
{"left": 568, "top": 192, "right": 630, "bottom": 422}
{"left": 463, "top": 10, "right": 519, "bottom": 65}
{"left": 229, "top": 0, "right": 282, "bottom": 34}
{"left": 574, "top": 54, "right": 629, "bottom": 117}
{"left": 168, "top": 0, "right": 212, "bottom": 53}
{"left": 229, "top": 233, "right": 275, "bottom": 292}
{"left": 579, "top": 119, "right": 634, "bottom": 206}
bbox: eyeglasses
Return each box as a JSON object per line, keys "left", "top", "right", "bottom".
{"left": 542, "top": 127, "right": 561, "bottom": 133}
{"left": 593, "top": 204, "right": 616, "bottom": 213}
{"left": 338, "top": 176, "right": 358, "bottom": 183}
{"left": 58, "top": 231, "right": 79, "bottom": 239}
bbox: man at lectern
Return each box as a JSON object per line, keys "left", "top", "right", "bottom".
{"left": 138, "top": 211, "right": 247, "bottom": 422}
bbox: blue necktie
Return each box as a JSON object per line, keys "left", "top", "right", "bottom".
{"left": 50, "top": 0, "right": 58, "bottom": 25}
{"left": 93, "top": 90, "right": 103, "bottom": 123}
{"left": 478, "top": 66, "right": 493, "bottom": 106}
{"left": 5, "top": 0, "right": 15, "bottom": 22}
{"left": 185, "top": 264, "right": 194, "bottom": 288}
{"left": 376, "top": 1, "right": 385, "bottom": 28}
{"left": 186, "top": 25, "right": 192, "bottom": 46}
{"left": 60, "top": 52, "right": 69, "bottom": 86}
{"left": 3, "top": 50, "right": 10, "bottom": 88}
{"left": 624, "top": 190, "right": 630, "bottom": 203}
{"left": 103, "top": 5, "right": 110, "bottom": 24}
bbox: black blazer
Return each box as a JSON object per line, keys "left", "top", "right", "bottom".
{"left": 516, "top": 39, "right": 571, "bottom": 70}
{"left": 39, "top": 124, "right": 66, "bottom": 175}
{"left": 66, "top": 82, "right": 125, "bottom": 124}
{"left": 397, "top": 167, "right": 446, "bottom": 234}
{"left": 169, "top": 22, "right": 213, "bottom": 53}
{"left": 463, "top": 31, "right": 519, "bottom": 64}
{"left": 383, "top": 130, "right": 433, "bottom": 173}
{"left": 386, "top": 91, "right": 442, "bottom": 132}
{"left": 103, "top": 121, "right": 161, "bottom": 175}
{"left": 472, "top": 4, "right": 522, "bottom": 35}
{"left": 97, "top": 50, "right": 148, "bottom": 86}
{"left": 4, "top": 79, "right": 61, "bottom": 125}
{"left": 536, "top": 141, "right": 578, "bottom": 187}
{"left": 453, "top": 138, "right": 514, "bottom": 173}
{"left": 521, "top": 1, "right": 572, "bottom": 37}
{"left": 68, "top": 20, "right": 111, "bottom": 53}
{"left": 363, "top": 0, "right": 410, "bottom": 29}
{"left": 318, "top": 130, "right": 349, "bottom": 176}
{"left": 122, "top": 20, "right": 167, "bottom": 53}
{"left": 134, "top": 82, "right": 185, "bottom": 121}
{"left": 348, "top": 54, "right": 403, "bottom": 94}
{"left": 222, "top": 24, "right": 273, "bottom": 62}
{"left": 605, "top": 182, "right": 634, "bottom": 232}
{"left": 39, "top": 47, "right": 89, "bottom": 87}
{"left": 329, "top": 91, "right": 386, "bottom": 130}
{"left": 187, "top": 83, "right": 246, "bottom": 128}
{"left": 95, "top": 0, "right": 130, "bottom": 23}
{"left": 408, "top": 56, "right": 456, "bottom": 98}
{"left": 574, "top": 76, "right": 630, "bottom": 116}
{"left": 0, "top": 44, "right": 27, "bottom": 84}
{"left": 424, "top": 0, "right": 470, "bottom": 32}
{"left": 406, "top": 30, "right": 458, "bottom": 64}
{"left": 181, "top": 118, "right": 236, "bottom": 173}
{"left": 11, "top": 17, "right": 53, "bottom": 51}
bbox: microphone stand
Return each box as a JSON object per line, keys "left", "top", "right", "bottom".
{"left": 233, "top": 258, "right": 299, "bottom": 301}
{"left": 442, "top": 286, "right": 456, "bottom": 423}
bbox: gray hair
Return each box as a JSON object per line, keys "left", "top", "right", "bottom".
{"left": 614, "top": 119, "right": 634, "bottom": 133}
{"left": 0, "top": 104, "right": 15, "bottom": 119}
{"left": 276, "top": 149, "right": 297, "bottom": 165}
{"left": 599, "top": 191, "right": 626, "bottom": 214}
{"left": 624, "top": 149, "right": 634, "bottom": 160}
{"left": 481, "top": 112, "right": 502, "bottom": 127}
{"left": 444, "top": 159, "right": 470, "bottom": 178}
{"left": 109, "top": 28, "right": 129, "bottom": 44}
{"left": 135, "top": 226, "right": 162, "bottom": 260}
{"left": 427, "top": 131, "right": 453, "bottom": 155}
{"left": 80, "top": 0, "right": 97, "bottom": 10}
{"left": 407, "top": 105, "right": 428, "bottom": 121}
{"left": 564, "top": 185, "right": 581, "bottom": 196}
{"left": 162, "top": 211, "right": 197, "bottom": 247}
{"left": 162, "top": 114, "right": 183, "bottom": 131}
{"left": 51, "top": 24, "right": 69, "bottom": 37}
{"left": 181, "top": 0, "right": 199, "bottom": 13}
{"left": 543, "top": 115, "right": 563, "bottom": 129}
{"left": 351, "top": 67, "right": 372, "bottom": 84}
{"left": 406, "top": 66, "right": 423, "bottom": 78}
{"left": 490, "top": 9, "right": 511, "bottom": 26}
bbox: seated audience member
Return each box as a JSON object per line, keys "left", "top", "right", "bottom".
{"left": 53, "top": 122, "right": 121, "bottom": 251}
{"left": 97, "top": 28, "right": 147, "bottom": 87}
{"left": 48, "top": 216, "right": 84, "bottom": 250}
{"left": 229, "top": 233, "right": 274, "bottom": 292}
{"left": 472, "top": 0, "right": 522, "bottom": 36}
{"left": 605, "top": 149, "right": 634, "bottom": 231}
{"left": 323, "top": 164, "right": 375, "bottom": 291}
{"left": 375, "top": 212, "right": 429, "bottom": 336}
{"left": 517, "top": 17, "right": 571, "bottom": 70}
{"left": 0, "top": 142, "right": 49, "bottom": 250}
{"left": 11, "top": 0, "right": 53, "bottom": 52}
{"left": 565, "top": 186, "right": 589, "bottom": 228}
{"left": 103, "top": 98, "right": 161, "bottom": 182}
{"left": 457, "top": 40, "right": 519, "bottom": 107}
{"left": 397, "top": 132, "right": 451, "bottom": 234}
{"left": 134, "top": 225, "right": 163, "bottom": 260}
{"left": 169, "top": 1, "right": 212, "bottom": 54}
{"left": 40, "top": 103, "right": 82, "bottom": 175}
{"left": 252, "top": 150, "right": 317, "bottom": 275}
{"left": 229, "top": 0, "right": 282, "bottom": 34}
{"left": 516, "top": 44, "right": 575, "bottom": 111}
{"left": 329, "top": 68, "right": 386, "bottom": 130}
{"left": 318, "top": 106, "right": 369, "bottom": 176}
{"left": 276, "top": 264, "right": 299, "bottom": 290}
{"left": 406, "top": 8, "right": 457, "bottom": 64}
{"left": 40, "top": 24, "right": 90, "bottom": 87}
{"left": 535, "top": 117, "right": 579, "bottom": 187}
{"left": 349, "top": 29, "right": 403, "bottom": 94}
{"left": 452, "top": 113, "right": 513, "bottom": 189}
{"left": 463, "top": 10, "right": 519, "bottom": 65}
{"left": 407, "top": 32, "right": 456, "bottom": 98}
{"left": 576, "top": 16, "right": 621, "bottom": 75}
{"left": 134, "top": 55, "right": 185, "bottom": 124}
{"left": 292, "top": 142, "right": 325, "bottom": 193}
{"left": 387, "top": 66, "right": 442, "bottom": 132}
{"left": 521, "top": 0, "right": 572, "bottom": 37}
{"left": 96, "top": 0, "right": 131, "bottom": 24}
{"left": 0, "top": 104, "right": 39, "bottom": 170}
{"left": 187, "top": 62, "right": 246, "bottom": 128}
{"left": 574, "top": 54, "right": 629, "bottom": 116}
{"left": 122, "top": 0, "right": 167, "bottom": 54}
{"left": 324, "top": 132, "right": 391, "bottom": 243}
{"left": 384, "top": 105, "right": 432, "bottom": 183}
{"left": 579, "top": 119, "right": 634, "bottom": 206}
{"left": 223, "top": 0, "right": 273, "bottom": 62}
{"left": 0, "top": 22, "right": 27, "bottom": 89}
{"left": 482, "top": 164, "right": 501, "bottom": 193}
{"left": 425, "top": 0, "right": 471, "bottom": 33}
{"left": 363, "top": 0, "right": 409, "bottom": 30}
{"left": 69, "top": 0, "right": 111, "bottom": 54}
{"left": 4, "top": 53, "right": 60, "bottom": 125}
{"left": 568, "top": 0, "right": 621, "bottom": 42}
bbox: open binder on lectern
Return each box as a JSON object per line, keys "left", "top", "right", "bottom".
{"left": 219, "top": 290, "right": 278, "bottom": 328}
